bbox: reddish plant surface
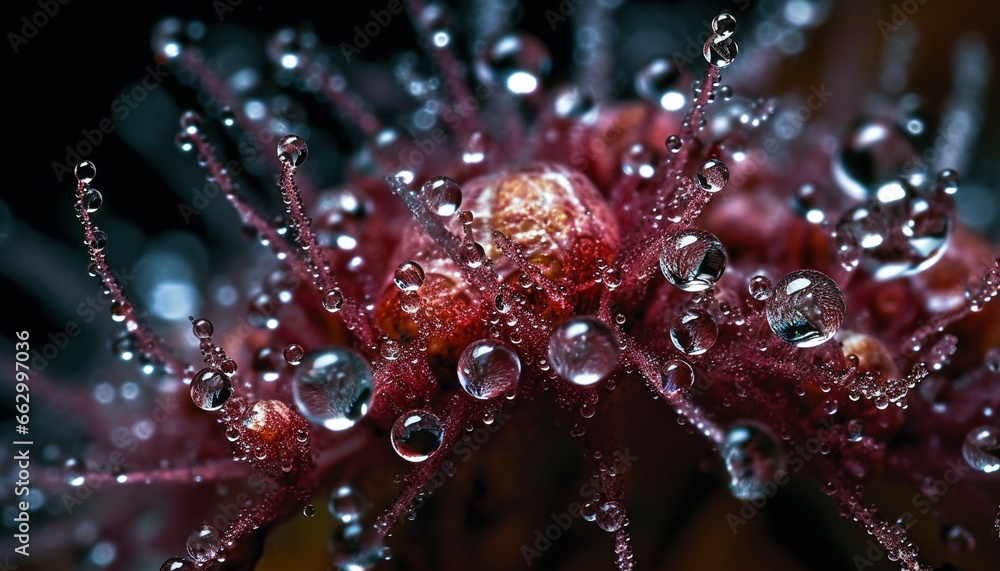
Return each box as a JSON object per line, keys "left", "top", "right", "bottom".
{"left": 3, "top": 2, "right": 1000, "bottom": 571}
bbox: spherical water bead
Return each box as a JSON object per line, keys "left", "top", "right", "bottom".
{"left": 220, "top": 106, "right": 236, "bottom": 127}
{"left": 659, "top": 359, "right": 695, "bottom": 397}
{"left": 635, "top": 58, "right": 683, "bottom": 110}
{"left": 721, "top": 422, "right": 786, "bottom": 501}
{"left": 748, "top": 275, "right": 772, "bottom": 301}
{"left": 89, "top": 229, "right": 108, "bottom": 251}
{"left": 391, "top": 410, "right": 444, "bottom": 462}
{"left": 322, "top": 290, "right": 344, "bottom": 313}
{"left": 846, "top": 419, "right": 865, "bottom": 442}
{"left": 75, "top": 160, "right": 97, "bottom": 184}
{"left": 548, "top": 316, "right": 620, "bottom": 386}
{"left": 277, "top": 135, "right": 308, "bottom": 167}
{"left": 457, "top": 339, "right": 521, "bottom": 399}
{"left": 621, "top": 143, "right": 656, "bottom": 178}
{"left": 393, "top": 261, "right": 425, "bottom": 292}
{"left": 476, "top": 32, "right": 551, "bottom": 95}
{"left": 191, "top": 318, "right": 213, "bottom": 339}
{"left": 711, "top": 12, "right": 737, "bottom": 39}
{"left": 703, "top": 35, "right": 739, "bottom": 68}
{"left": 766, "top": 270, "right": 845, "bottom": 348}
{"left": 832, "top": 119, "right": 919, "bottom": 201}
{"left": 292, "top": 348, "right": 374, "bottom": 431}
{"left": 595, "top": 500, "right": 625, "bottom": 532}
{"left": 421, "top": 177, "right": 462, "bottom": 216}
{"left": 328, "top": 485, "right": 369, "bottom": 524}
{"left": 186, "top": 525, "right": 221, "bottom": 563}
{"left": 551, "top": 85, "right": 595, "bottom": 119}
{"left": 190, "top": 368, "right": 233, "bottom": 411}
{"left": 836, "top": 179, "right": 950, "bottom": 281}
{"left": 937, "top": 169, "right": 960, "bottom": 195}
{"left": 160, "top": 557, "right": 195, "bottom": 571}
{"left": 82, "top": 188, "right": 103, "bottom": 213}
{"left": 659, "top": 229, "right": 727, "bottom": 292}
{"left": 64, "top": 457, "right": 86, "bottom": 487}
{"left": 962, "top": 425, "right": 1000, "bottom": 473}
{"left": 665, "top": 135, "right": 682, "bottom": 153}
{"left": 696, "top": 159, "right": 730, "bottom": 192}
{"left": 669, "top": 309, "right": 718, "bottom": 356}
{"left": 284, "top": 343, "right": 304, "bottom": 365}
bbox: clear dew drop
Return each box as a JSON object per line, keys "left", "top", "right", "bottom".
{"left": 595, "top": 500, "right": 625, "bottom": 532}
{"left": 64, "top": 457, "right": 86, "bottom": 487}
{"left": 665, "top": 135, "right": 682, "bottom": 153}
{"left": 292, "top": 347, "right": 374, "bottom": 431}
{"left": 328, "top": 484, "right": 369, "bottom": 524}
{"left": 191, "top": 318, "right": 214, "bottom": 339}
{"left": 75, "top": 161, "right": 97, "bottom": 184}
{"left": 696, "top": 158, "right": 730, "bottom": 192}
{"left": 83, "top": 188, "right": 103, "bottom": 213}
{"left": 703, "top": 35, "right": 739, "bottom": 68}
{"left": 937, "top": 168, "right": 960, "bottom": 195}
{"left": 765, "top": 270, "right": 845, "bottom": 348}
{"left": 748, "top": 275, "right": 772, "bottom": 300}
{"left": 962, "top": 425, "right": 1000, "bottom": 473}
{"left": 635, "top": 58, "right": 683, "bottom": 110}
{"left": 658, "top": 359, "right": 694, "bottom": 397}
{"left": 836, "top": 179, "right": 950, "bottom": 281}
{"left": 711, "top": 12, "right": 737, "bottom": 39}
{"left": 159, "top": 557, "right": 195, "bottom": 571}
{"left": 277, "top": 134, "right": 308, "bottom": 167}
{"left": 659, "top": 229, "right": 727, "bottom": 292}
{"left": 322, "top": 289, "right": 344, "bottom": 313}
{"left": 391, "top": 410, "right": 444, "bottom": 462}
{"left": 547, "top": 316, "right": 620, "bottom": 386}
{"left": 421, "top": 176, "right": 462, "bottom": 216}
{"left": 457, "top": 339, "right": 521, "bottom": 400}
{"left": 846, "top": 419, "right": 865, "bottom": 442}
{"left": 393, "top": 261, "right": 425, "bottom": 292}
{"left": 283, "top": 343, "right": 304, "bottom": 365}
{"left": 186, "top": 525, "right": 221, "bottom": 564}
{"left": 669, "top": 309, "right": 718, "bottom": 356}
{"left": 476, "top": 32, "right": 550, "bottom": 95}
{"left": 721, "top": 422, "right": 786, "bottom": 501}
{"left": 832, "top": 119, "right": 919, "bottom": 201}
{"left": 190, "top": 367, "right": 233, "bottom": 411}
{"left": 89, "top": 229, "right": 108, "bottom": 252}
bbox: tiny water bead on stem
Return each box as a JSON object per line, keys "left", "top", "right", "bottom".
{"left": 28, "top": 4, "right": 1000, "bottom": 571}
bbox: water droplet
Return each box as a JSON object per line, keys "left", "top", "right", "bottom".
{"left": 595, "top": 500, "right": 625, "bottom": 532}
{"left": 277, "top": 135, "right": 308, "bottom": 167}
{"left": 191, "top": 318, "right": 213, "bottom": 339}
{"left": 476, "top": 32, "right": 550, "bottom": 95}
{"left": 328, "top": 485, "right": 369, "bottom": 524}
{"left": 190, "top": 368, "right": 233, "bottom": 411}
{"left": 322, "top": 290, "right": 344, "bottom": 313}
{"left": 394, "top": 261, "right": 425, "bottom": 292}
{"left": 292, "top": 347, "right": 374, "bottom": 431}
{"left": 703, "top": 35, "right": 739, "bottom": 68}
{"left": 75, "top": 161, "right": 97, "bottom": 184}
{"left": 284, "top": 344, "right": 304, "bottom": 365}
{"left": 832, "top": 119, "right": 919, "bottom": 200}
{"left": 846, "top": 419, "right": 864, "bottom": 442}
{"left": 186, "top": 525, "right": 221, "bottom": 563}
{"left": 937, "top": 169, "right": 960, "bottom": 195}
{"left": 548, "top": 316, "right": 620, "bottom": 386}
{"left": 659, "top": 229, "right": 727, "bottom": 292}
{"left": 836, "top": 179, "right": 950, "bottom": 281}
{"left": 64, "top": 457, "right": 86, "bottom": 486}
{"left": 722, "top": 422, "right": 786, "bottom": 501}
{"left": 302, "top": 503, "right": 316, "bottom": 517}
{"left": 220, "top": 106, "right": 236, "bottom": 127}
{"left": 83, "top": 188, "right": 103, "bottom": 213}
{"left": 766, "top": 270, "right": 845, "bottom": 348}
{"left": 696, "top": 158, "right": 730, "bottom": 192}
{"left": 962, "top": 425, "right": 999, "bottom": 473}
{"left": 669, "top": 309, "right": 718, "bottom": 355}
{"left": 457, "top": 339, "right": 521, "bottom": 399}
{"left": 635, "top": 58, "right": 681, "bottom": 108}
{"left": 712, "top": 12, "right": 737, "bottom": 39}
{"left": 941, "top": 523, "right": 976, "bottom": 554}
{"left": 380, "top": 338, "right": 401, "bottom": 361}
{"left": 552, "top": 85, "right": 595, "bottom": 118}
{"left": 160, "top": 557, "right": 195, "bottom": 571}
{"left": 89, "top": 229, "right": 108, "bottom": 252}
{"left": 748, "top": 275, "right": 772, "bottom": 300}
{"left": 621, "top": 143, "right": 656, "bottom": 178}
{"left": 659, "top": 359, "right": 695, "bottom": 396}
{"left": 581, "top": 500, "right": 598, "bottom": 522}
{"left": 665, "top": 135, "right": 682, "bottom": 153}
{"left": 421, "top": 177, "right": 462, "bottom": 216}
{"left": 391, "top": 410, "right": 444, "bottom": 462}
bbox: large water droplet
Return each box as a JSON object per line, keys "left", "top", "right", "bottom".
{"left": 548, "top": 316, "right": 620, "bottom": 386}
{"left": 329, "top": 484, "right": 369, "bottom": 524}
{"left": 421, "top": 176, "right": 462, "bottom": 216}
{"left": 696, "top": 158, "right": 730, "bottom": 192}
{"left": 962, "top": 425, "right": 1000, "bottom": 473}
{"left": 160, "top": 557, "right": 195, "bottom": 571}
{"left": 393, "top": 261, "right": 425, "bottom": 292}
{"left": 457, "top": 339, "right": 521, "bottom": 399}
{"left": 721, "top": 422, "right": 786, "bottom": 501}
{"left": 748, "top": 275, "right": 772, "bottom": 300}
{"left": 391, "top": 410, "right": 444, "bottom": 462}
{"left": 635, "top": 57, "right": 683, "bottom": 110}
{"left": 703, "top": 35, "right": 739, "bottom": 67}
{"left": 190, "top": 367, "right": 233, "bottom": 411}
{"left": 659, "top": 359, "right": 695, "bottom": 397}
{"left": 292, "top": 348, "right": 374, "bottom": 431}
{"left": 832, "top": 119, "right": 919, "bottom": 200}
{"left": 836, "top": 179, "right": 949, "bottom": 280}
{"left": 186, "top": 525, "right": 221, "bottom": 564}
{"left": 595, "top": 500, "right": 625, "bottom": 532}
{"left": 766, "top": 270, "right": 845, "bottom": 348}
{"left": 82, "top": 188, "right": 103, "bottom": 213}
{"left": 669, "top": 309, "right": 718, "bottom": 355}
{"left": 277, "top": 135, "right": 308, "bottom": 167}
{"left": 476, "top": 32, "right": 550, "bottom": 95}
{"left": 712, "top": 12, "right": 737, "bottom": 39}
{"left": 659, "top": 229, "right": 727, "bottom": 292}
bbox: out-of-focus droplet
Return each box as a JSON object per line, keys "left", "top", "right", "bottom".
{"left": 721, "top": 422, "right": 786, "bottom": 500}
{"left": 292, "top": 347, "right": 373, "bottom": 431}
{"left": 962, "top": 425, "right": 1000, "bottom": 473}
